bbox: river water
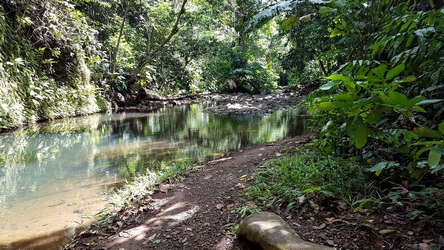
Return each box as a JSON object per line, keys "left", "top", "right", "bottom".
{"left": 0, "top": 104, "right": 307, "bottom": 249}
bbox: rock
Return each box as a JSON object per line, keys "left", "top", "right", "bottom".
{"left": 237, "top": 212, "right": 332, "bottom": 250}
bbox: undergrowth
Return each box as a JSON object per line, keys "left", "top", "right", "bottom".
{"left": 247, "top": 148, "right": 444, "bottom": 222}
{"left": 247, "top": 148, "right": 379, "bottom": 213}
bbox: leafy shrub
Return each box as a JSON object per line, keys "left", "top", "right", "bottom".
{"left": 307, "top": 3, "right": 444, "bottom": 179}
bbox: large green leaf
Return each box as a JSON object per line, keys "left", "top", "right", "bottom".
{"left": 428, "top": 147, "right": 442, "bottom": 168}
{"left": 371, "top": 64, "right": 387, "bottom": 79}
{"left": 326, "top": 74, "right": 351, "bottom": 81}
{"left": 347, "top": 116, "right": 368, "bottom": 148}
{"left": 369, "top": 161, "right": 400, "bottom": 176}
{"left": 334, "top": 92, "right": 358, "bottom": 101}
{"left": 385, "top": 64, "right": 405, "bottom": 81}
{"left": 279, "top": 16, "right": 300, "bottom": 31}
{"left": 414, "top": 127, "right": 444, "bottom": 138}
{"left": 365, "top": 108, "right": 383, "bottom": 124}
{"left": 318, "top": 101, "right": 347, "bottom": 110}
{"left": 439, "top": 121, "right": 444, "bottom": 135}
{"left": 319, "top": 81, "right": 338, "bottom": 90}
{"left": 381, "top": 91, "right": 409, "bottom": 106}
{"left": 355, "top": 122, "right": 368, "bottom": 148}
{"left": 416, "top": 99, "right": 444, "bottom": 105}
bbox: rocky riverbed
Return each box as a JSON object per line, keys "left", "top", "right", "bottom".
{"left": 130, "top": 85, "right": 309, "bottom": 115}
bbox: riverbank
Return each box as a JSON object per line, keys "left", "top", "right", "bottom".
{"left": 66, "top": 135, "right": 317, "bottom": 250}
{"left": 65, "top": 87, "right": 444, "bottom": 250}
{"left": 124, "top": 85, "right": 310, "bottom": 116}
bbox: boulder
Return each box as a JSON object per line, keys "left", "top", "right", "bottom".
{"left": 237, "top": 212, "right": 332, "bottom": 250}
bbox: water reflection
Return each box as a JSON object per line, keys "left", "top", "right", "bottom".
{"left": 0, "top": 104, "right": 307, "bottom": 249}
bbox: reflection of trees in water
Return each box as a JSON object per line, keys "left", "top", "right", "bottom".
{"left": 0, "top": 115, "right": 102, "bottom": 202}
{"left": 0, "top": 104, "right": 307, "bottom": 208}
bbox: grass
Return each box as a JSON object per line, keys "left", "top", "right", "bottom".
{"left": 247, "top": 148, "right": 380, "bottom": 213}
{"left": 96, "top": 159, "right": 195, "bottom": 224}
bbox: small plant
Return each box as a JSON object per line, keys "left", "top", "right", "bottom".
{"left": 234, "top": 205, "right": 260, "bottom": 218}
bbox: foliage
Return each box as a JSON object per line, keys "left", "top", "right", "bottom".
{"left": 0, "top": 1, "right": 101, "bottom": 130}
{"left": 241, "top": 0, "right": 444, "bottom": 217}
{"left": 247, "top": 149, "right": 378, "bottom": 211}
{"left": 308, "top": 3, "right": 444, "bottom": 179}
{"left": 248, "top": 148, "right": 378, "bottom": 210}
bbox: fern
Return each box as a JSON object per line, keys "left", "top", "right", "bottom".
{"left": 246, "top": 0, "right": 329, "bottom": 31}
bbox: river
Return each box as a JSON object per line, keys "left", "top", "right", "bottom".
{"left": 0, "top": 103, "right": 307, "bottom": 249}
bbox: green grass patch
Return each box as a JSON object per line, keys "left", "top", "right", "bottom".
{"left": 96, "top": 159, "right": 195, "bottom": 224}
{"left": 247, "top": 149, "right": 379, "bottom": 212}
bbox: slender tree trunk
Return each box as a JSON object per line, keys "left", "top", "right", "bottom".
{"left": 318, "top": 58, "right": 328, "bottom": 76}
{"left": 110, "top": 8, "right": 127, "bottom": 74}
{"left": 131, "top": 0, "right": 188, "bottom": 82}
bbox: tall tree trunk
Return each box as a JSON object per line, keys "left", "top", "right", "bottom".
{"left": 110, "top": 11, "right": 127, "bottom": 74}
{"left": 131, "top": 0, "right": 188, "bottom": 82}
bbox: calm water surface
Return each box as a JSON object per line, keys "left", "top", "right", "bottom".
{"left": 0, "top": 104, "right": 307, "bottom": 249}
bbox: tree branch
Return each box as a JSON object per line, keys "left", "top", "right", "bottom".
{"left": 132, "top": 0, "right": 188, "bottom": 80}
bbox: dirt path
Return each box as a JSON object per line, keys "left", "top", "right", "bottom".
{"left": 71, "top": 135, "right": 313, "bottom": 250}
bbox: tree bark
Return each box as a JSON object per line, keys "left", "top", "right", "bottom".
{"left": 110, "top": 7, "right": 127, "bottom": 74}
{"left": 131, "top": 0, "right": 188, "bottom": 82}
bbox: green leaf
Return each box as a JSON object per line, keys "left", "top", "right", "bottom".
{"left": 406, "top": 35, "right": 415, "bottom": 47}
{"left": 399, "top": 76, "right": 416, "bottom": 83}
{"left": 414, "top": 127, "right": 443, "bottom": 138}
{"left": 371, "top": 64, "right": 387, "bottom": 79}
{"left": 369, "top": 162, "right": 387, "bottom": 176}
{"left": 412, "top": 141, "right": 444, "bottom": 146}
{"left": 353, "top": 199, "right": 375, "bottom": 212}
{"left": 408, "top": 96, "right": 425, "bottom": 106}
{"left": 343, "top": 80, "right": 356, "bottom": 92}
{"left": 386, "top": 64, "right": 405, "bottom": 81}
{"left": 325, "top": 74, "right": 351, "bottom": 81}
{"left": 365, "top": 108, "right": 383, "bottom": 124}
{"left": 355, "top": 122, "right": 368, "bottom": 148}
{"left": 381, "top": 91, "right": 409, "bottom": 106}
{"left": 279, "top": 16, "right": 300, "bottom": 31}
{"left": 319, "top": 82, "right": 337, "bottom": 90}
{"left": 428, "top": 147, "right": 441, "bottom": 168}
{"left": 334, "top": 92, "right": 358, "bottom": 101}
{"left": 369, "top": 161, "right": 399, "bottom": 176}
{"left": 431, "top": 164, "right": 444, "bottom": 174}
{"left": 302, "top": 187, "right": 321, "bottom": 194}
{"left": 416, "top": 99, "right": 444, "bottom": 105}
{"left": 318, "top": 102, "right": 347, "bottom": 110}
{"left": 347, "top": 116, "right": 369, "bottom": 148}
{"left": 439, "top": 121, "right": 444, "bottom": 135}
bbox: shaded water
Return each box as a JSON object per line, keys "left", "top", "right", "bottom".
{"left": 0, "top": 104, "right": 307, "bottom": 249}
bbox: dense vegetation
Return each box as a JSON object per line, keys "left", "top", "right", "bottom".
{"left": 245, "top": 0, "right": 444, "bottom": 223}
{"left": 1, "top": 0, "right": 443, "bottom": 226}
{"left": 0, "top": 0, "right": 280, "bottom": 130}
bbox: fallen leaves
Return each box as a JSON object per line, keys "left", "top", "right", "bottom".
{"left": 245, "top": 201, "right": 257, "bottom": 208}
{"left": 326, "top": 239, "right": 335, "bottom": 246}
{"left": 312, "top": 223, "right": 327, "bottom": 230}
{"left": 79, "top": 230, "right": 97, "bottom": 238}
{"left": 378, "top": 229, "right": 396, "bottom": 235}
{"left": 337, "top": 201, "right": 348, "bottom": 211}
